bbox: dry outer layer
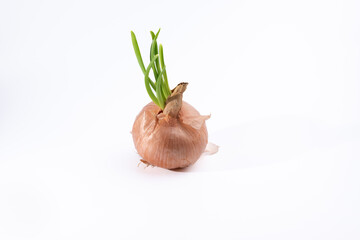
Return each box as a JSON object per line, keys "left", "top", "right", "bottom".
{"left": 132, "top": 101, "right": 209, "bottom": 169}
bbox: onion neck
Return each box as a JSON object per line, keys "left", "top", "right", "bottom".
{"left": 163, "top": 82, "right": 188, "bottom": 118}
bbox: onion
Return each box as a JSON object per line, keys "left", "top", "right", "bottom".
{"left": 130, "top": 29, "right": 212, "bottom": 169}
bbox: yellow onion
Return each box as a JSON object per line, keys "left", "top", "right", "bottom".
{"left": 132, "top": 83, "right": 210, "bottom": 169}
{"left": 130, "top": 30, "right": 212, "bottom": 169}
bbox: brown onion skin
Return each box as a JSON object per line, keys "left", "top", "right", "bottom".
{"left": 132, "top": 101, "right": 208, "bottom": 169}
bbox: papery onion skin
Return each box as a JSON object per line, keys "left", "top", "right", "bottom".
{"left": 132, "top": 101, "right": 208, "bottom": 169}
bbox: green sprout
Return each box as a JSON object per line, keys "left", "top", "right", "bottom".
{"left": 131, "top": 29, "right": 172, "bottom": 109}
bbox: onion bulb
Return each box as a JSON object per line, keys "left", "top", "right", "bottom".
{"left": 131, "top": 29, "right": 211, "bottom": 169}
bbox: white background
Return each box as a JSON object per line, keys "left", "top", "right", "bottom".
{"left": 1, "top": 0, "right": 360, "bottom": 239}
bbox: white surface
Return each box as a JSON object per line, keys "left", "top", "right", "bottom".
{"left": 1, "top": 0, "right": 360, "bottom": 239}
